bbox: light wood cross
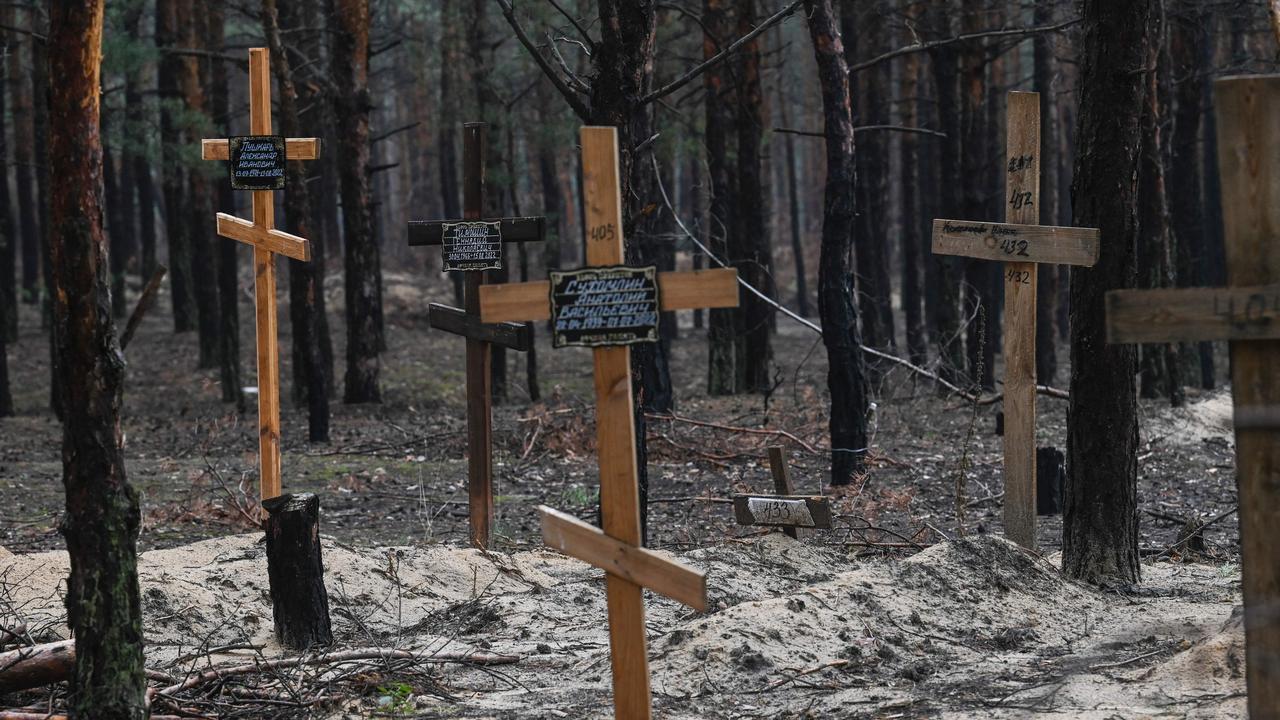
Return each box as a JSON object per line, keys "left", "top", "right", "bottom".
{"left": 480, "top": 127, "right": 737, "bottom": 720}
{"left": 931, "top": 91, "right": 1100, "bottom": 550}
{"left": 201, "top": 48, "right": 319, "bottom": 501}
{"left": 406, "top": 122, "right": 544, "bottom": 549}
{"left": 1106, "top": 75, "right": 1280, "bottom": 716}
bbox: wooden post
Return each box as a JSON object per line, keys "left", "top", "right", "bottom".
{"left": 406, "top": 123, "right": 544, "bottom": 550}
{"left": 1107, "top": 75, "right": 1280, "bottom": 716}
{"left": 931, "top": 91, "right": 1101, "bottom": 550}
{"left": 477, "top": 127, "right": 738, "bottom": 720}
{"left": 200, "top": 48, "right": 319, "bottom": 502}
{"left": 1002, "top": 92, "right": 1040, "bottom": 549}
{"left": 768, "top": 447, "right": 799, "bottom": 539}
{"left": 263, "top": 493, "right": 333, "bottom": 649}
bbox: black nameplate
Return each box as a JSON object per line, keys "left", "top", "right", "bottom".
{"left": 550, "top": 265, "right": 660, "bottom": 348}
{"left": 229, "top": 135, "right": 286, "bottom": 191}
{"left": 442, "top": 221, "right": 503, "bottom": 272}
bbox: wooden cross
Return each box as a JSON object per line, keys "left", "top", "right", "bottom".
{"left": 407, "top": 122, "right": 544, "bottom": 550}
{"left": 480, "top": 127, "right": 737, "bottom": 720}
{"left": 931, "top": 91, "right": 1100, "bottom": 550}
{"left": 1106, "top": 76, "right": 1280, "bottom": 716}
{"left": 200, "top": 48, "right": 319, "bottom": 501}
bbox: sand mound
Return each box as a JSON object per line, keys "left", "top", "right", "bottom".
{"left": 1, "top": 533, "right": 1243, "bottom": 717}
{"left": 1142, "top": 391, "right": 1236, "bottom": 447}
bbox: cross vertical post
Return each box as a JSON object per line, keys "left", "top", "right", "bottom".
{"left": 1106, "top": 75, "right": 1280, "bottom": 715}
{"left": 931, "top": 91, "right": 1101, "bottom": 550}
{"left": 478, "top": 127, "right": 738, "bottom": 719}
{"left": 406, "top": 122, "right": 545, "bottom": 549}
{"left": 201, "top": 48, "right": 319, "bottom": 502}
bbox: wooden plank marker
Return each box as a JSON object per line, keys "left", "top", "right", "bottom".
{"left": 930, "top": 91, "right": 1100, "bottom": 550}
{"left": 406, "top": 122, "right": 544, "bottom": 549}
{"left": 201, "top": 49, "right": 319, "bottom": 502}
{"left": 480, "top": 127, "right": 737, "bottom": 720}
{"left": 732, "top": 495, "right": 832, "bottom": 531}
{"left": 1106, "top": 75, "right": 1280, "bottom": 716}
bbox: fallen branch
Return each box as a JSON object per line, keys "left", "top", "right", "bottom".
{"left": 757, "top": 658, "right": 850, "bottom": 692}
{"left": 152, "top": 646, "right": 519, "bottom": 699}
{"left": 0, "top": 625, "right": 26, "bottom": 648}
{"left": 1, "top": 714, "right": 187, "bottom": 720}
{"left": 0, "top": 640, "right": 74, "bottom": 694}
{"left": 646, "top": 412, "right": 819, "bottom": 455}
{"left": 119, "top": 265, "right": 168, "bottom": 351}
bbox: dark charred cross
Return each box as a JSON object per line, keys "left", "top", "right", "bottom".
{"left": 406, "top": 122, "right": 544, "bottom": 550}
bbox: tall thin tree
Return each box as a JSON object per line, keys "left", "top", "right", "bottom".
{"left": 1064, "top": 0, "right": 1155, "bottom": 586}
{"left": 48, "top": 1, "right": 147, "bottom": 714}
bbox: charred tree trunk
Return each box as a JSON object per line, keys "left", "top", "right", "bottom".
{"left": 959, "top": 0, "right": 995, "bottom": 391}
{"left": 31, "top": 10, "right": 57, "bottom": 418}
{"left": 263, "top": 493, "right": 333, "bottom": 650}
{"left": 1169, "top": 1, "right": 1214, "bottom": 390}
{"left": 102, "top": 111, "right": 128, "bottom": 318}
{"left": 9, "top": 28, "right": 39, "bottom": 309}
{"left": 704, "top": 0, "right": 737, "bottom": 395}
{"left": 156, "top": 0, "right": 196, "bottom": 335}
{"left": 268, "top": 0, "right": 330, "bottom": 441}
{"left": 1033, "top": 0, "right": 1060, "bottom": 386}
{"left": 438, "top": 0, "right": 464, "bottom": 307}
{"left": 183, "top": 5, "right": 220, "bottom": 369}
{"left": 926, "top": 3, "right": 965, "bottom": 387}
{"left": 845, "top": 0, "right": 895, "bottom": 354}
{"left": 332, "top": 0, "right": 382, "bottom": 404}
{"left": 735, "top": 0, "right": 773, "bottom": 393}
{"left": 48, "top": 2, "right": 147, "bottom": 715}
{"left": 205, "top": 0, "right": 243, "bottom": 411}
{"left": 900, "top": 26, "right": 927, "bottom": 367}
{"left": 1064, "top": 0, "right": 1153, "bottom": 586}
{"left": 776, "top": 76, "right": 809, "bottom": 319}
{"left": 804, "top": 0, "right": 869, "bottom": 486}
{"left": 0, "top": 32, "right": 15, "bottom": 344}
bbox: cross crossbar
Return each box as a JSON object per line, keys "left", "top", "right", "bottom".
{"left": 201, "top": 137, "right": 320, "bottom": 161}
{"left": 427, "top": 303, "right": 531, "bottom": 351}
{"left": 1106, "top": 285, "right": 1280, "bottom": 343}
{"left": 216, "top": 213, "right": 310, "bottom": 261}
{"left": 931, "top": 220, "right": 1099, "bottom": 266}
{"left": 408, "top": 216, "right": 545, "bottom": 246}
{"left": 540, "top": 507, "right": 707, "bottom": 611}
{"left": 477, "top": 267, "right": 738, "bottom": 324}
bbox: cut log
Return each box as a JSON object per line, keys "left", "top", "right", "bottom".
{"left": 0, "top": 640, "right": 73, "bottom": 694}
{"left": 263, "top": 493, "right": 333, "bottom": 650}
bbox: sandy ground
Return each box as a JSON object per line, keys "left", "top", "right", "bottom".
{"left": 1, "top": 531, "right": 1243, "bottom": 718}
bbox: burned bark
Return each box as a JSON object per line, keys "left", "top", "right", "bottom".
{"left": 804, "top": 0, "right": 869, "bottom": 485}
{"left": 48, "top": 1, "right": 147, "bottom": 715}
{"left": 704, "top": 0, "right": 737, "bottom": 396}
{"left": 263, "top": 493, "right": 333, "bottom": 650}
{"left": 1064, "top": 0, "right": 1153, "bottom": 586}
{"left": 156, "top": 0, "right": 196, "bottom": 335}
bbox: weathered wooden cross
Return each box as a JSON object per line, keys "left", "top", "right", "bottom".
{"left": 931, "top": 91, "right": 1100, "bottom": 550}
{"left": 1106, "top": 75, "right": 1280, "bottom": 716}
{"left": 201, "top": 48, "right": 319, "bottom": 502}
{"left": 407, "top": 122, "right": 544, "bottom": 549}
{"left": 480, "top": 127, "right": 737, "bottom": 719}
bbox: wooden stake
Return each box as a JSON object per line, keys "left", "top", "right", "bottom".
{"left": 768, "top": 447, "right": 799, "bottom": 538}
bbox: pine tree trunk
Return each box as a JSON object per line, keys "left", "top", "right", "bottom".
{"left": 703, "top": 0, "right": 737, "bottom": 396}
{"left": 102, "top": 111, "right": 129, "bottom": 319}
{"left": 48, "top": 2, "right": 147, "bottom": 715}
{"left": 776, "top": 80, "right": 809, "bottom": 319}
{"left": 184, "top": 5, "right": 221, "bottom": 369}
{"left": 0, "top": 29, "right": 15, "bottom": 343}
{"left": 332, "top": 0, "right": 382, "bottom": 404}
{"left": 156, "top": 0, "right": 196, "bottom": 334}
{"left": 9, "top": 26, "right": 40, "bottom": 309}
{"left": 900, "top": 22, "right": 926, "bottom": 366}
{"left": 268, "top": 0, "right": 330, "bottom": 441}
{"left": 845, "top": 0, "right": 895, "bottom": 354}
{"left": 804, "top": 0, "right": 869, "bottom": 486}
{"left": 1033, "top": 0, "right": 1060, "bottom": 386}
{"left": 959, "top": 0, "right": 995, "bottom": 390}
{"left": 438, "top": 0, "right": 464, "bottom": 307}
{"left": 124, "top": 24, "right": 157, "bottom": 284}
{"left": 1063, "top": 0, "right": 1153, "bottom": 587}
{"left": 926, "top": 3, "right": 965, "bottom": 387}
{"left": 735, "top": 0, "right": 773, "bottom": 394}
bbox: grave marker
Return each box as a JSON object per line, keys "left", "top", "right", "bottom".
{"left": 1105, "top": 75, "right": 1280, "bottom": 715}
{"left": 930, "top": 91, "right": 1100, "bottom": 550}
{"left": 407, "top": 122, "right": 545, "bottom": 549}
{"left": 201, "top": 48, "right": 319, "bottom": 502}
{"left": 732, "top": 495, "right": 832, "bottom": 530}
{"left": 479, "top": 126, "right": 738, "bottom": 720}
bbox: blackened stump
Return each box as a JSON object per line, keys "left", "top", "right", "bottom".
{"left": 263, "top": 493, "right": 332, "bottom": 649}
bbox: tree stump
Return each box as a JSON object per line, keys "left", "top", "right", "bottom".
{"left": 263, "top": 493, "right": 333, "bottom": 649}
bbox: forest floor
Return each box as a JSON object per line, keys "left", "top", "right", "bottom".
{"left": 0, "top": 268, "right": 1246, "bottom": 717}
